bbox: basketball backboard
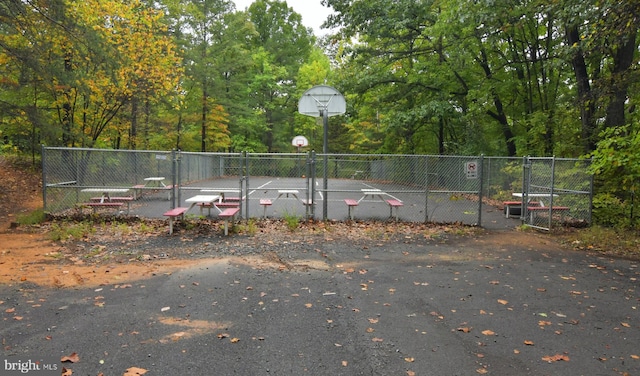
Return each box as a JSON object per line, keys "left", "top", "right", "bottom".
{"left": 298, "top": 85, "right": 346, "bottom": 117}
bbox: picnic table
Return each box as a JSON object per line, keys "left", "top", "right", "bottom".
{"left": 512, "top": 192, "right": 558, "bottom": 207}
{"left": 200, "top": 188, "right": 241, "bottom": 203}
{"left": 358, "top": 188, "right": 389, "bottom": 203}
{"left": 81, "top": 188, "right": 132, "bottom": 214}
{"left": 185, "top": 194, "right": 220, "bottom": 216}
{"left": 144, "top": 177, "right": 166, "bottom": 187}
{"left": 81, "top": 188, "right": 130, "bottom": 203}
{"left": 133, "top": 177, "right": 171, "bottom": 200}
{"left": 512, "top": 193, "right": 569, "bottom": 222}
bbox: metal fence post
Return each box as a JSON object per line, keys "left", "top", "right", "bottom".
{"left": 242, "top": 151, "right": 247, "bottom": 219}
{"left": 310, "top": 150, "right": 316, "bottom": 219}
{"left": 170, "top": 149, "right": 176, "bottom": 209}
{"left": 548, "top": 156, "right": 556, "bottom": 230}
{"left": 41, "top": 145, "right": 47, "bottom": 212}
{"left": 478, "top": 154, "right": 484, "bottom": 226}
{"left": 424, "top": 155, "right": 429, "bottom": 223}
{"left": 176, "top": 150, "right": 182, "bottom": 207}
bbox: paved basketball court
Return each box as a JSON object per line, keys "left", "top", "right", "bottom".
{"left": 130, "top": 176, "right": 514, "bottom": 229}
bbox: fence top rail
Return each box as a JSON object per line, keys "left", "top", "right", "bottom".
{"left": 42, "top": 148, "right": 587, "bottom": 163}
{"left": 46, "top": 180, "right": 77, "bottom": 187}
{"left": 44, "top": 147, "right": 173, "bottom": 154}
{"left": 180, "top": 151, "right": 242, "bottom": 157}
{"left": 320, "top": 153, "right": 487, "bottom": 158}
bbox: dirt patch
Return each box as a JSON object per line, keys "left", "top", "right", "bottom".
{"left": 0, "top": 158, "right": 201, "bottom": 287}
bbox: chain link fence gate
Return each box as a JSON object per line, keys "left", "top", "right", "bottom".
{"left": 521, "top": 157, "right": 593, "bottom": 230}
{"left": 42, "top": 147, "right": 592, "bottom": 229}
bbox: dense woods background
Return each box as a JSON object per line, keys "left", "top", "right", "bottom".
{"left": 1, "top": 0, "right": 639, "bottom": 225}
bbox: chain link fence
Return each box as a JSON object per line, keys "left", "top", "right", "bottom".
{"left": 42, "top": 147, "right": 592, "bottom": 229}
{"left": 522, "top": 157, "right": 593, "bottom": 230}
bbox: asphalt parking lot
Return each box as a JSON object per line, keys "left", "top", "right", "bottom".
{"left": 1, "top": 229, "right": 638, "bottom": 375}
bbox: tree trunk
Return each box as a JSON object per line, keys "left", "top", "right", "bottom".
{"left": 130, "top": 97, "right": 138, "bottom": 149}
{"left": 566, "top": 25, "right": 596, "bottom": 153}
{"left": 477, "top": 43, "right": 517, "bottom": 156}
{"left": 61, "top": 51, "right": 73, "bottom": 147}
{"left": 604, "top": 31, "right": 637, "bottom": 128}
{"left": 201, "top": 89, "right": 207, "bottom": 152}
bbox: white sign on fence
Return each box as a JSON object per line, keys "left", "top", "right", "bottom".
{"left": 465, "top": 160, "right": 478, "bottom": 179}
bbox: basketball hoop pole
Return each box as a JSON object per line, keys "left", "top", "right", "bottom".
{"left": 322, "top": 108, "right": 329, "bottom": 220}
{"left": 298, "top": 85, "right": 346, "bottom": 220}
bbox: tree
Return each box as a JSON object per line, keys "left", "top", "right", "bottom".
{"left": 246, "top": 0, "right": 315, "bottom": 152}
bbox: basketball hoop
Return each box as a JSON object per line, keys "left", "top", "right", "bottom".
{"left": 292, "top": 135, "right": 309, "bottom": 148}
{"left": 298, "top": 85, "right": 347, "bottom": 221}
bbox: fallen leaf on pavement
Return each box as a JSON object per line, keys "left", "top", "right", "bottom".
{"left": 372, "top": 337, "right": 383, "bottom": 342}
{"left": 481, "top": 330, "right": 495, "bottom": 336}
{"left": 61, "top": 367, "right": 72, "bottom": 376}
{"left": 524, "top": 340, "right": 535, "bottom": 346}
{"left": 542, "top": 354, "right": 570, "bottom": 362}
{"left": 61, "top": 352, "right": 80, "bottom": 363}
{"left": 457, "top": 327, "right": 472, "bottom": 333}
{"left": 123, "top": 367, "right": 148, "bottom": 375}
{"left": 497, "top": 299, "right": 508, "bottom": 305}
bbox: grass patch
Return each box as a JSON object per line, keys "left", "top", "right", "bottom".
{"left": 49, "top": 221, "right": 95, "bottom": 241}
{"left": 244, "top": 218, "right": 258, "bottom": 236}
{"left": 16, "top": 208, "right": 46, "bottom": 225}
{"left": 560, "top": 226, "right": 640, "bottom": 260}
{"left": 283, "top": 212, "right": 300, "bottom": 231}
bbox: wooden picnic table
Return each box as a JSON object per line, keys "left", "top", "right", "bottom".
{"left": 358, "top": 188, "right": 389, "bottom": 203}
{"left": 200, "top": 188, "right": 241, "bottom": 202}
{"left": 185, "top": 194, "right": 220, "bottom": 216}
{"left": 512, "top": 192, "right": 558, "bottom": 207}
{"left": 81, "top": 188, "right": 130, "bottom": 203}
{"left": 143, "top": 177, "right": 166, "bottom": 187}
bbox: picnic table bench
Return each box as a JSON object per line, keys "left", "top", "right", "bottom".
{"left": 80, "top": 188, "right": 131, "bottom": 214}
{"left": 163, "top": 207, "right": 189, "bottom": 235}
{"left": 259, "top": 199, "right": 272, "bottom": 218}
{"left": 90, "top": 196, "right": 134, "bottom": 214}
{"left": 503, "top": 200, "right": 540, "bottom": 218}
{"left": 219, "top": 207, "right": 240, "bottom": 235}
{"left": 385, "top": 199, "right": 404, "bottom": 221}
{"left": 82, "top": 202, "right": 124, "bottom": 214}
{"left": 344, "top": 199, "right": 358, "bottom": 220}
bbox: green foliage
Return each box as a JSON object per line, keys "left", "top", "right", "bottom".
{"left": 283, "top": 212, "right": 300, "bottom": 231}
{"left": 16, "top": 209, "right": 46, "bottom": 226}
{"left": 589, "top": 125, "right": 640, "bottom": 194}
{"left": 244, "top": 218, "right": 258, "bottom": 236}
{"left": 591, "top": 193, "right": 630, "bottom": 228}
{"left": 49, "top": 221, "right": 96, "bottom": 241}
